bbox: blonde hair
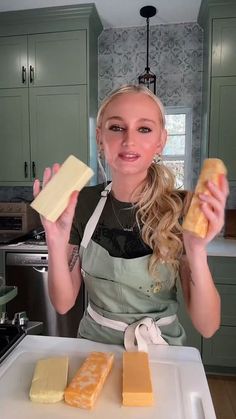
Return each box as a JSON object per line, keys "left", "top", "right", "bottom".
{"left": 97, "top": 84, "right": 185, "bottom": 288}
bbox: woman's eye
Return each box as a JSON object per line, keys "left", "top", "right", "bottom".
{"left": 139, "top": 126, "right": 152, "bottom": 133}
{"left": 109, "top": 124, "right": 124, "bottom": 132}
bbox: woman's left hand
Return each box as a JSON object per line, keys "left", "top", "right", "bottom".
{"left": 183, "top": 174, "right": 229, "bottom": 252}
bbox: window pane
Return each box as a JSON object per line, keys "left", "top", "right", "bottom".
{"left": 163, "top": 160, "right": 184, "bottom": 189}
{"left": 165, "top": 114, "right": 186, "bottom": 135}
{"left": 163, "top": 135, "right": 185, "bottom": 155}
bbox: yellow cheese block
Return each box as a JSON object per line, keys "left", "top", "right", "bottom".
{"left": 29, "top": 356, "right": 69, "bottom": 403}
{"left": 30, "top": 155, "right": 94, "bottom": 222}
{"left": 182, "top": 158, "right": 227, "bottom": 238}
{"left": 122, "top": 351, "right": 154, "bottom": 406}
{"left": 64, "top": 351, "right": 114, "bottom": 409}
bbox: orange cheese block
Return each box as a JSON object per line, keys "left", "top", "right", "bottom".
{"left": 122, "top": 351, "right": 154, "bottom": 407}
{"left": 182, "top": 158, "right": 227, "bottom": 238}
{"left": 64, "top": 351, "right": 114, "bottom": 409}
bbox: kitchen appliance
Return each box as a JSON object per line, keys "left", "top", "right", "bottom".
{"left": 5, "top": 251, "right": 85, "bottom": 338}
{"left": 0, "top": 202, "right": 41, "bottom": 244}
{"left": 224, "top": 209, "right": 236, "bottom": 238}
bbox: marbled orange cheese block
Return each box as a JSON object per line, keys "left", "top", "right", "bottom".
{"left": 64, "top": 351, "right": 114, "bottom": 409}
{"left": 122, "top": 351, "right": 154, "bottom": 406}
{"left": 182, "top": 158, "right": 227, "bottom": 238}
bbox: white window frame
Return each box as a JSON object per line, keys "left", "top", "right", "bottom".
{"left": 164, "top": 106, "right": 193, "bottom": 189}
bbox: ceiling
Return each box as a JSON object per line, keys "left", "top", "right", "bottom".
{"left": 0, "top": 0, "right": 202, "bottom": 29}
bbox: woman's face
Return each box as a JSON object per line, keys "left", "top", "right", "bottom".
{"left": 97, "top": 92, "right": 167, "bottom": 179}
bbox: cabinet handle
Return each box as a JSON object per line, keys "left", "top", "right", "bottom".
{"left": 22, "top": 66, "right": 26, "bottom": 84}
{"left": 30, "top": 65, "right": 34, "bottom": 83}
{"left": 24, "top": 161, "right": 28, "bottom": 178}
{"left": 32, "top": 161, "right": 36, "bottom": 178}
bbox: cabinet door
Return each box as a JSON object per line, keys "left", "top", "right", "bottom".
{"left": 212, "top": 18, "right": 236, "bottom": 77}
{"left": 202, "top": 327, "right": 236, "bottom": 367}
{"left": 28, "top": 30, "right": 87, "bottom": 87}
{"left": 29, "top": 85, "right": 87, "bottom": 180}
{"left": 0, "top": 89, "right": 30, "bottom": 182}
{"left": 209, "top": 77, "right": 236, "bottom": 183}
{"left": 0, "top": 36, "right": 28, "bottom": 88}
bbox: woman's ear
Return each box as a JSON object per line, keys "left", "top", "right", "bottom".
{"left": 157, "top": 128, "right": 167, "bottom": 154}
{"left": 96, "top": 127, "right": 101, "bottom": 147}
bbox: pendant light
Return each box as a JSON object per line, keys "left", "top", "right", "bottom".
{"left": 138, "top": 5, "right": 157, "bottom": 94}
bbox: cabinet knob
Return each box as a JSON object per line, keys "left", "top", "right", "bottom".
{"left": 22, "top": 66, "right": 26, "bottom": 84}
{"left": 24, "top": 161, "right": 28, "bottom": 178}
{"left": 30, "top": 65, "right": 34, "bottom": 83}
{"left": 32, "top": 161, "right": 36, "bottom": 178}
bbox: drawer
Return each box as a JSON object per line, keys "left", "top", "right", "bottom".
{"left": 217, "top": 284, "right": 236, "bottom": 326}
{"left": 208, "top": 257, "right": 236, "bottom": 285}
{"left": 202, "top": 326, "right": 236, "bottom": 367}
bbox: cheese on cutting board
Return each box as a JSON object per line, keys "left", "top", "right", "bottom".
{"left": 64, "top": 351, "right": 114, "bottom": 409}
{"left": 182, "top": 158, "right": 227, "bottom": 238}
{"left": 30, "top": 155, "right": 94, "bottom": 222}
{"left": 29, "top": 356, "right": 69, "bottom": 403}
{"left": 122, "top": 351, "right": 154, "bottom": 406}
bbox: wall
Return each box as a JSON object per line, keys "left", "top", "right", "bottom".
{"left": 98, "top": 22, "right": 203, "bottom": 187}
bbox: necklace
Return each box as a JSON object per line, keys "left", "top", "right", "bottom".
{"left": 110, "top": 194, "right": 136, "bottom": 232}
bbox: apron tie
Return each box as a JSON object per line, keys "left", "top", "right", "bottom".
{"left": 87, "top": 303, "right": 176, "bottom": 352}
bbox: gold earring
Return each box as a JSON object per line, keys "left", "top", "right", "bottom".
{"left": 152, "top": 154, "right": 162, "bottom": 164}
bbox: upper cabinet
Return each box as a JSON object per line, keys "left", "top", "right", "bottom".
{"left": 0, "top": 5, "right": 102, "bottom": 185}
{"left": 198, "top": 0, "right": 236, "bottom": 186}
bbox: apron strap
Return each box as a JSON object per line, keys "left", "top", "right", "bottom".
{"left": 87, "top": 303, "right": 176, "bottom": 352}
{"left": 80, "top": 183, "right": 112, "bottom": 249}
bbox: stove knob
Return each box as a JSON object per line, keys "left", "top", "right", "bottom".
{"left": 0, "top": 312, "right": 8, "bottom": 324}
{"left": 12, "top": 311, "right": 28, "bottom": 327}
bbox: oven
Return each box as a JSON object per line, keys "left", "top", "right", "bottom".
{"left": 5, "top": 252, "right": 85, "bottom": 338}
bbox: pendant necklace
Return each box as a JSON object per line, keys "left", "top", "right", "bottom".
{"left": 110, "top": 194, "right": 136, "bottom": 232}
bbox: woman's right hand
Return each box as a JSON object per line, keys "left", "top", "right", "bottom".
{"left": 33, "top": 163, "right": 79, "bottom": 247}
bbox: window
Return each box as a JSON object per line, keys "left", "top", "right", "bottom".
{"left": 163, "top": 107, "right": 192, "bottom": 189}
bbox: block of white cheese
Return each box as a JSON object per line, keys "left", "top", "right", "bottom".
{"left": 29, "top": 356, "right": 69, "bottom": 403}
{"left": 122, "top": 351, "right": 154, "bottom": 406}
{"left": 64, "top": 351, "right": 114, "bottom": 409}
{"left": 30, "top": 155, "right": 94, "bottom": 222}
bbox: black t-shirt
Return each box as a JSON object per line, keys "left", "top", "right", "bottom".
{"left": 69, "top": 183, "right": 152, "bottom": 259}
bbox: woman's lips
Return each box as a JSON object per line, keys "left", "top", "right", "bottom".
{"left": 118, "top": 152, "right": 140, "bottom": 161}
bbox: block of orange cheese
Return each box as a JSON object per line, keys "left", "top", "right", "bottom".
{"left": 30, "top": 155, "right": 94, "bottom": 222}
{"left": 182, "top": 158, "right": 227, "bottom": 238}
{"left": 64, "top": 351, "right": 114, "bottom": 409}
{"left": 122, "top": 351, "right": 154, "bottom": 406}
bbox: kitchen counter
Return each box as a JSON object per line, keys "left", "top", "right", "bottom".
{"left": 1, "top": 237, "right": 236, "bottom": 256}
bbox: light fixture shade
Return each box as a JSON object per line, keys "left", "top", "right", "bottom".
{"left": 138, "top": 68, "right": 156, "bottom": 94}
{"left": 138, "top": 5, "right": 157, "bottom": 95}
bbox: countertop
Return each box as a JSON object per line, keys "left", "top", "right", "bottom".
{"left": 0, "top": 335, "right": 217, "bottom": 419}
{"left": 0, "top": 237, "right": 236, "bottom": 257}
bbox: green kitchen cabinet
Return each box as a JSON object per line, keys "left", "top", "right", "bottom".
{"left": 0, "top": 35, "right": 27, "bottom": 88}
{"left": 212, "top": 18, "right": 236, "bottom": 77}
{"left": 0, "top": 89, "right": 30, "bottom": 182}
{"left": 202, "top": 257, "right": 236, "bottom": 369}
{"left": 198, "top": 0, "right": 236, "bottom": 185}
{"left": 209, "top": 77, "right": 236, "bottom": 183}
{"left": 0, "top": 5, "right": 102, "bottom": 185}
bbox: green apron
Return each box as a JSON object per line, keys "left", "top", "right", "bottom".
{"left": 78, "top": 184, "right": 186, "bottom": 348}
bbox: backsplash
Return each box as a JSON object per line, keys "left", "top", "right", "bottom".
{"left": 98, "top": 22, "right": 203, "bottom": 186}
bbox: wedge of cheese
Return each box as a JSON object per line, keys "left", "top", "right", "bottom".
{"left": 182, "top": 158, "right": 227, "bottom": 238}
{"left": 30, "top": 155, "right": 94, "bottom": 222}
{"left": 29, "top": 356, "right": 69, "bottom": 403}
{"left": 64, "top": 351, "right": 114, "bottom": 409}
{"left": 122, "top": 351, "right": 154, "bottom": 407}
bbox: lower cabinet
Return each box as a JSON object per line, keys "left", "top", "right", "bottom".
{"left": 178, "top": 256, "right": 236, "bottom": 371}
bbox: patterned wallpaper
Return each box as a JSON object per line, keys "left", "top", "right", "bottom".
{"left": 98, "top": 22, "right": 203, "bottom": 187}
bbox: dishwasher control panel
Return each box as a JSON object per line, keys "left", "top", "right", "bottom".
{"left": 6, "top": 253, "right": 48, "bottom": 266}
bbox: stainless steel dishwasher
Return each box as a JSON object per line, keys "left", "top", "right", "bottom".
{"left": 5, "top": 252, "right": 85, "bottom": 337}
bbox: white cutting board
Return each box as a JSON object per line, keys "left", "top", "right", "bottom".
{"left": 0, "top": 335, "right": 216, "bottom": 419}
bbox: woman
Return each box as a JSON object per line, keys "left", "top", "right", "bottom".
{"left": 33, "top": 85, "right": 229, "bottom": 350}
